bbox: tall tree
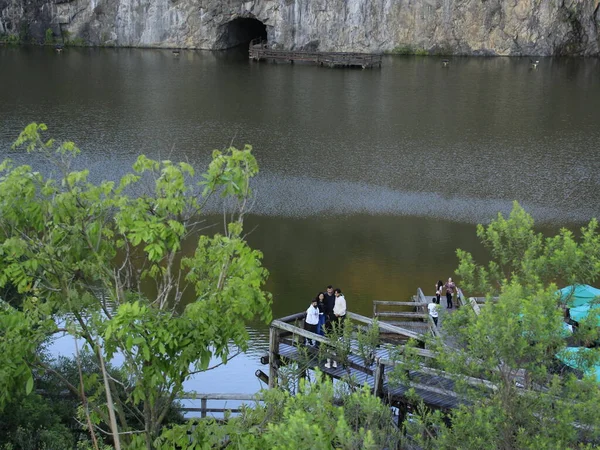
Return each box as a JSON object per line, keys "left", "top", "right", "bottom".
{"left": 0, "top": 123, "right": 272, "bottom": 448}
{"left": 456, "top": 201, "right": 600, "bottom": 296}
{"left": 405, "top": 202, "right": 600, "bottom": 449}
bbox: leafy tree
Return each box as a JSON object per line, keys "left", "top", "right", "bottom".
{"left": 0, "top": 123, "right": 272, "bottom": 448}
{"left": 404, "top": 202, "right": 600, "bottom": 449}
{"left": 0, "top": 391, "right": 75, "bottom": 450}
{"left": 456, "top": 201, "right": 600, "bottom": 296}
{"left": 156, "top": 374, "right": 401, "bottom": 449}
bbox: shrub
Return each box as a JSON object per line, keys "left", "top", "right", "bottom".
{"left": 44, "top": 28, "right": 54, "bottom": 45}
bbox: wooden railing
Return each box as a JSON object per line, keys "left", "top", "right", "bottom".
{"left": 373, "top": 289, "right": 436, "bottom": 337}
{"left": 268, "top": 311, "right": 427, "bottom": 387}
{"left": 178, "top": 393, "right": 262, "bottom": 417}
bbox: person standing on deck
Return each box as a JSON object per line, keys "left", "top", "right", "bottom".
{"left": 428, "top": 297, "right": 439, "bottom": 327}
{"left": 444, "top": 277, "right": 457, "bottom": 309}
{"left": 435, "top": 280, "right": 444, "bottom": 304}
{"left": 333, "top": 288, "right": 347, "bottom": 329}
{"left": 324, "top": 285, "right": 336, "bottom": 332}
{"left": 325, "top": 288, "right": 348, "bottom": 369}
{"left": 316, "top": 292, "right": 327, "bottom": 336}
{"left": 304, "top": 298, "right": 320, "bottom": 345}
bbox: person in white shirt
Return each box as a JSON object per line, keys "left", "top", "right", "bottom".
{"left": 304, "top": 298, "right": 320, "bottom": 345}
{"left": 428, "top": 297, "right": 439, "bottom": 327}
{"left": 333, "top": 288, "right": 347, "bottom": 323}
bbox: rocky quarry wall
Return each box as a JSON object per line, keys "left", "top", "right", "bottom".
{"left": 1, "top": 0, "right": 599, "bottom": 55}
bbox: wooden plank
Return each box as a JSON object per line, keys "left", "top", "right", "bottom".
{"left": 375, "top": 312, "right": 428, "bottom": 319}
{"left": 428, "top": 314, "right": 440, "bottom": 338}
{"left": 276, "top": 312, "right": 306, "bottom": 323}
{"left": 180, "top": 393, "right": 260, "bottom": 401}
{"left": 373, "top": 301, "right": 428, "bottom": 307}
{"left": 269, "top": 326, "right": 279, "bottom": 388}
{"left": 180, "top": 408, "right": 244, "bottom": 413}
{"left": 347, "top": 312, "right": 425, "bottom": 341}
{"left": 373, "top": 361, "right": 385, "bottom": 396}
{"left": 271, "top": 320, "right": 330, "bottom": 345}
{"left": 469, "top": 297, "right": 482, "bottom": 315}
{"left": 379, "top": 347, "right": 436, "bottom": 360}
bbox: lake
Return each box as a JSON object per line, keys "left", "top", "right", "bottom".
{"left": 1, "top": 46, "right": 599, "bottom": 398}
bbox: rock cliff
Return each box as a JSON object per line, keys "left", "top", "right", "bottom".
{"left": 1, "top": 0, "right": 599, "bottom": 55}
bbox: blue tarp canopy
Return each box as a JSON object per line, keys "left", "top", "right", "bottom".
{"left": 557, "top": 284, "right": 600, "bottom": 325}
{"left": 556, "top": 347, "right": 600, "bottom": 382}
{"left": 558, "top": 284, "right": 600, "bottom": 308}
{"left": 570, "top": 304, "right": 600, "bottom": 325}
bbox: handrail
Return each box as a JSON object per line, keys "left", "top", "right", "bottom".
{"left": 177, "top": 392, "right": 263, "bottom": 416}
{"left": 377, "top": 358, "right": 498, "bottom": 391}
{"left": 180, "top": 393, "right": 261, "bottom": 401}
{"left": 456, "top": 287, "right": 466, "bottom": 308}
{"left": 346, "top": 311, "right": 425, "bottom": 341}
{"left": 373, "top": 299, "right": 428, "bottom": 318}
{"left": 276, "top": 311, "right": 306, "bottom": 323}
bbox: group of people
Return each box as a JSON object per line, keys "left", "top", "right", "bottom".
{"left": 428, "top": 277, "right": 459, "bottom": 327}
{"left": 304, "top": 285, "right": 347, "bottom": 368}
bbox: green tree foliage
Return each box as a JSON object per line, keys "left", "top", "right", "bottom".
{"left": 456, "top": 201, "right": 600, "bottom": 296}
{"left": 0, "top": 123, "right": 271, "bottom": 448}
{"left": 156, "top": 375, "right": 401, "bottom": 449}
{"left": 0, "top": 392, "right": 75, "bottom": 450}
{"left": 406, "top": 202, "right": 600, "bottom": 449}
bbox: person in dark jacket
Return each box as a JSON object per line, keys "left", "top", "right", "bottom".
{"left": 324, "top": 285, "right": 336, "bottom": 332}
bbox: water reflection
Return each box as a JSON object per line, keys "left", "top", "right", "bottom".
{"left": 1, "top": 49, "right": 598, "bottom": 226}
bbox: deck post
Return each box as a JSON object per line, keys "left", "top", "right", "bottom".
{"left": 373, "top": 359, "right": 385, "bottom": 397}
{"left": 201, "top": 398, "right": 207, "bottom": 418}
{"left": 268, "top": 326, "right": 280, "bottom": 388}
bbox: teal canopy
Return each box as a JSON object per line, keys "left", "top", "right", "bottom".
{"left": 556, "top": 347, "right": 600, "bottom": 382}
{"left": 557, "top": 285, "right": 600, "bottom": 325}
{"left": 569, "top": 304, "right": 600, "bottom": 325}
{"left": 558, "top": 284, "right": 600, "bottom": 308}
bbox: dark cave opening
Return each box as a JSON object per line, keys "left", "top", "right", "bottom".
{"left": 215, "top": 18, "right": 267, "bottom": 50}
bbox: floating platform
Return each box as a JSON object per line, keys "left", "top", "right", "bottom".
{"left": 249, "top": 40, "right": 382, "bottom": 69}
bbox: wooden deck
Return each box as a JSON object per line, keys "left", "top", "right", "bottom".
{"left": 265, "top": 294, "right": 497, "bottom": 412}
{"left": 248, "top": 39, "right": 382, "bottom": 69}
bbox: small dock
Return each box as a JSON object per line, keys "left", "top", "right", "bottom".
{"left": 249, "top": 39, "right": 382, "bottom": 69}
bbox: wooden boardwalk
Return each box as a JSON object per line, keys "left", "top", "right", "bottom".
{"left": 248, "top": 39, "right": 382, "bottom": 69}
{"left": 264, "top": 292, "right": 495, "bottom": 412}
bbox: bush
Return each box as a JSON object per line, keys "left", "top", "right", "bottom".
{"left": 0, "top": 34, "right": 21, "bottom": 45}
{"left": 44, "top": 28, "right": 54, "bottom": 45}
{"left": 388, "top": 45, "right": 429, "bottom": 56}
{"left": 65, "top": 37, "right": 87, "bottom": 47}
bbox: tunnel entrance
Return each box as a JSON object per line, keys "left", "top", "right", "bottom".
{"left": 215, "top": 18, "right": 267, "bottom": 50}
